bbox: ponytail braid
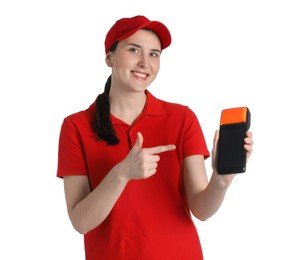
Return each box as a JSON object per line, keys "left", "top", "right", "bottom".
{"left": 93, "top": 75, "right": 119, "bottom": 145}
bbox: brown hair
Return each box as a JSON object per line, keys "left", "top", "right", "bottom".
{"left": 92, "top": 43, "right": 119, "bottom": 145}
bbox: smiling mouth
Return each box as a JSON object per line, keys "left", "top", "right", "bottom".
{"left": 132, "top": 71, "right": 149, "bottom": 79}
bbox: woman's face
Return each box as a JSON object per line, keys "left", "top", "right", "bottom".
{"left": 106, "top": 29, "right": 162, "bottom": 93}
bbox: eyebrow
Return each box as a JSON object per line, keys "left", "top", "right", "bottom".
{"left": 127, "top": 43, "right": 162, "bottom": 54}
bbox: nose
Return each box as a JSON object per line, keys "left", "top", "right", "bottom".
{"left": 137, "top": 53, "right": 150, "bottom": 68}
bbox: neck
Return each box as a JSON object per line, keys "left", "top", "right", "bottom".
{"left": 109, "top": 89, "right": 147, "bottom": 125}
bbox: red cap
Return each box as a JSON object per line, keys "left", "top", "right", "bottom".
{"left": 104, "top": 15, "right": 172, "bottom": 54}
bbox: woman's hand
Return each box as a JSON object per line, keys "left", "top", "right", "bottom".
{"left": 212, "top": 130, "right": 254, "bottom": 170}
{"left": 117, "top": 132, "right": 176, "bottom": 181}
{"left": 211, "top": 130, "right": 254, "bottom": 186}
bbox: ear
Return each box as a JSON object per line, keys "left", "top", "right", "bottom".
{"left": 105, "top": 52, "right": 113, "bottom": 67}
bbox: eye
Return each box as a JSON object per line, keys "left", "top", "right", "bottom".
{"left": 150, "top": 51, "right": 160, "bottom": 58}
{"left": 129, "top": 47, "right": 140, "bottom": 54}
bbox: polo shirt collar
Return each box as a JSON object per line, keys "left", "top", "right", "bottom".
{"left": 142, "top": 90, "right": 164, "bottom": 116}
{"left": 111, "top": 90, "right": 164, "bottom": 125}
{"left": 89, "top": 90, "right": 164, "bottom": 124}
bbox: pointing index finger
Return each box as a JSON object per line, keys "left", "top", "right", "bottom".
{"left": 147, "top": 144, "right": 176, "bottom": 155}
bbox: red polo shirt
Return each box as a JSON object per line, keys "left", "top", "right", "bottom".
{"left": 57, "top": 90, "right": 210, "bottom": 260}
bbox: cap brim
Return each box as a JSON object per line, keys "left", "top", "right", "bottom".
{"left": 116, "top": 21, "right": 171, "bottom": 50}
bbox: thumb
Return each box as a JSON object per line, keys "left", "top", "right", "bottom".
{"left": 133, "top": 132, "right": 143, "bottom": 149}
{"left": 212, "top": 130, "right": 219, "bottom": 155}
{"left": 212, "top": 130, "right": 219, "bottom": 168}
{"left": 213, "top": 130, "right": 219, "bottom": 148}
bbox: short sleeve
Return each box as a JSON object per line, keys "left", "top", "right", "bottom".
{"left": 181, "top": 107, "right": 210, "bottom": 159}
{"left": 57, "top": 117, "right": 88, "bottom": 178}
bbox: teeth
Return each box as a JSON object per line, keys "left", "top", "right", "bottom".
{"left": 133, "top": 72, "right": 147, "bottom": 78}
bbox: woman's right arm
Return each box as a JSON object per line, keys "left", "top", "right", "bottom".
{"left": 63, "top": 132, "right": 175, "bottom": 234}
{"left": 63, "top": 165, "right": 128, "bottom": 234}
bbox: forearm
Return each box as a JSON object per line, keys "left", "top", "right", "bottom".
{"left": 189, "top": 172, "right": 234, "bottom": 221}
{"left": 69, "top": 164, "right": 128, "bottom": 234}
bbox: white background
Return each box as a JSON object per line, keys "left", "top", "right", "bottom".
{"left": 1, "top": 0, "right": 285, "bottom": 259}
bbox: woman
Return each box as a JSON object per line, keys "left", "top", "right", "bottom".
{"left": 57, "top": 15, "right": 253, "bottom": 259}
